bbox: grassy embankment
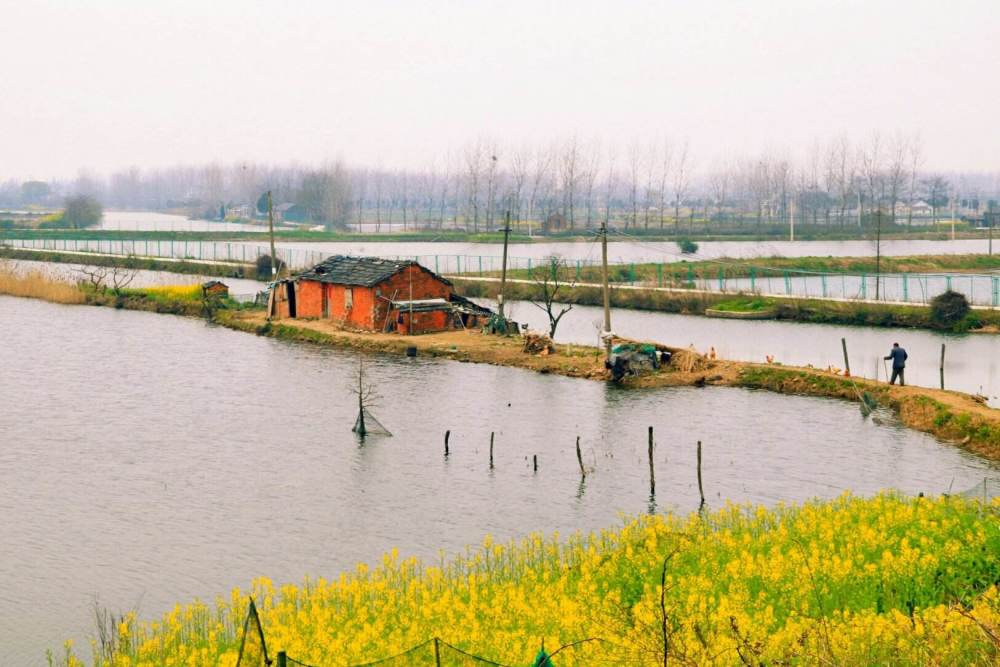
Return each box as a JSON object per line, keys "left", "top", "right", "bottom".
{"left": 501, "top": 253, "right": 1000, "bottom": 283}
{"left": 454, "top": 276, "right": 1000, "bottom": 332}
{"left": 0, "top": 247, "right": 256, "bottom": 279}
{"left": 58, "top": 494, "right": 1000, "bottom": 666}
{"left": 3, "top": 266, "right": 999, "bottom": 461}
{"left": 0, "top": 264, "right": 245, "bottom": 317}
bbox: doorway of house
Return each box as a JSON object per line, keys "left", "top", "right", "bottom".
{"left": 287, "top": 282, "right": 297, "bottom": 318}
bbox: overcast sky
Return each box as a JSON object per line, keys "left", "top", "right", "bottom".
{"left": 2, "top": 0, "right": 998, "bottom": 180}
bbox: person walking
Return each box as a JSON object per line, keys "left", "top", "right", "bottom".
{"left": 884, "top": 342, "right": 908, "bottom": 386}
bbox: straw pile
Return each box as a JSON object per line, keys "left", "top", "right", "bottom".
{"left": 670, "top": 346, "right": 709, "bottom": 373}
{"left": 522, "top": 332, "right": 555, "bottom": 355}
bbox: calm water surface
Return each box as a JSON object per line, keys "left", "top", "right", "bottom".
{"left": 0, "top": 296, "right": 997, "bottom": 664}
{"left": 99, "top": 211, "right": 269, "bottom": 232}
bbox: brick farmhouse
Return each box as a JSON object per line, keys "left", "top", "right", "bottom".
{"left": 268, "top": 255, "right": 490, "bottom": 334}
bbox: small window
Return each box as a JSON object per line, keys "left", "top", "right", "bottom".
{"left": 344, "top": 287, "right": 353, "bottom": 309}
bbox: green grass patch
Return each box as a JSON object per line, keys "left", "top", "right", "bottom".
{"left": 711, "top": 297, "right": 776, "bottom": 313}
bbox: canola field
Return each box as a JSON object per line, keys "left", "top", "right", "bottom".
{"left": 63, "top": 493, "right": 1000, "bottom": 666}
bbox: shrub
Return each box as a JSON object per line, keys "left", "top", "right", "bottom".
{"left": 930, "top": 290, "right": 970, "bottom": 328}
{"left": 255, "top": 254, "right": 287, "bottom": 280}
{"left": 677, "top": 238, "right": 699, "bottom": 254}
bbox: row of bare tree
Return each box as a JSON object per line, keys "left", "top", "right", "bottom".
{"left": 3, "top": 134, "right": 998, "bottom": 231}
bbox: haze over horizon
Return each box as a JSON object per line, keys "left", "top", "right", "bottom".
{"left": 3, "top": 0, "right": 999, "bottom": 180}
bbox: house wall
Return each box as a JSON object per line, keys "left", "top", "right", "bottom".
{"left": 293, "top": 265, "right": 454, "bottom": 332}
{"left": 398, "top": 309, "right": 451, "bottom": 335}
{"left": 271, "top": 281, "right": 295, "bottom": 318}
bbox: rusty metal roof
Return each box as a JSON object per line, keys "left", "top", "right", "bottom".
{"left": 297, "top": 255, "right": 452, "bottom": 288}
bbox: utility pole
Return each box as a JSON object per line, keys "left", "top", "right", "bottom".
{"left": 875, "top": 207, "right": 882, "bottom": 301}
{"left": 600, "top": 215, "right": 612, "bottom": 362}
{"left": 267, "top": 190, "right": 278, "bottom": 278}
{"left": 498, "top": 206, "right": 511, "bottom": 327}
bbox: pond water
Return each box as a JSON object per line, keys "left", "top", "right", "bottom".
{"left": 98, "top": 211, "right": 269, "bottom": 233}
{"left": 1, "top": 296, "right": 997, "bottom": 664}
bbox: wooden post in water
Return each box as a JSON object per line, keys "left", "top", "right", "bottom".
{"left": 576, "top": 436, "right": 586, "bottom": 479}
{"left": 697, "top": 440, "right": 705, "bottom": 507}
{"left": 940, "top": 344, "right": 946, "bottom": 390}
{"left": 489, "top": 432, "right": 495, "bottom": 469}
{"left": 533, "top": 454, "right": 538, "bottom": 472}
{"left": 841, "top": 338, "right": 851, "bottom": 377}
{"left": 444, "top": 430, "right": 450, "bottom": 457}
{"left": 648, "top": 426, "right": 655, "bottom": 495}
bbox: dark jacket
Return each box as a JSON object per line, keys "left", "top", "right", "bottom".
{"left": 885, "top": 347, "right": 908, "bottom": 369}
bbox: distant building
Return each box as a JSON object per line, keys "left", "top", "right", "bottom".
{"left": 274, "top": 202, "right": 306, "bottom": 223}
{"left": 268, "top": 255, "right": 491, "bottom": 334}
{"left": 225, "top": 204, "right": 254, "bottom": 220}
{"left": 201, "top": 280, "right": 229, "bottom": 298}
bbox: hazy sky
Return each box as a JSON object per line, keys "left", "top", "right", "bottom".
{"left": 2, "top": 0, "right": 998, "bottom": 180}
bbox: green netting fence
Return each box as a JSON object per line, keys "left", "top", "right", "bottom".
{"left": 235, "top": 600, "right": 578, "bottom": 667}
{"left": 8, "top": 236, "right": 997, "bottom": 306}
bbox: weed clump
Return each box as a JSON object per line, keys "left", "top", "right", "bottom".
{"left": 930, "top": 290, "right": 970, "bottom": 329}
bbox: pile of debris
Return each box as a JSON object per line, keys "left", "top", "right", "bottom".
{"left": 522, "top": 332, "right": 555, "bottom": 355}
{"left": 607, "top": 343, "right": 666, "bottom": 381}
{"left": 670, "top": 346, "right": 711, "bottom": 373}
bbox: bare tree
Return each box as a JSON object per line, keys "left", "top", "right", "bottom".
{"left": 656, "top": 138, "right": 673, "bottom": 228}
{"left": 399, "top": 170, "right": 409, "bottom": 231}
{"left": 354, "top": 169, "right": 368, "bottom": 227}
{"left": 350, "top": 355, "right": 382, "bottom": 439}
{"left": 581, "top": 140, "right": 601, "bottom": 229}
{"left": 642, "top": 143, "right": 657, "bottom": 229}
{"left": 828, "top": 136, "right": 856, "bottom": 227}
{"left": 110, "top": 262, "right": 138, "bottom": 295}
{"left": 860, "top": 132, "right": 883, "bottom": 218}
{"left": 526, "top": 145, "right": 555, "bottom": 232}
{"left": 77, "top": 266, "right": 109, "bottom": 293}
{"left": 560, "top": 137, "right": 580, "bottom": 229}
{"left": 529, "top": 256, "right": 576, "bottom": 338}
{"left": 671, "top": 141, "right": 690, "bottom": 230}
{"left": 885, "top": 134, "right": 908, "bottom": 224}
{"left": 708, "top": 163, "right": 730, "bottom": 223}
{"left": 463, "top": 141, "right": 484, "bottom": 232}
{"left": 626, "top": 141, "right": 641, "bottom": 229}
{"left": 510, "top": 146, "right": 530, "bottom": 227}
{"left": 907, "top": 135, "right": 924, "bottom": 226}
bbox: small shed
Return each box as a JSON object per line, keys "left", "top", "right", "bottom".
{"left": 201, "top": 280, "right": 229, "bottom": 297}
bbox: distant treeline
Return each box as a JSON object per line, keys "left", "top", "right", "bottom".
{"left": 3, "top": 133, "right": 999, "bottom": 232}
